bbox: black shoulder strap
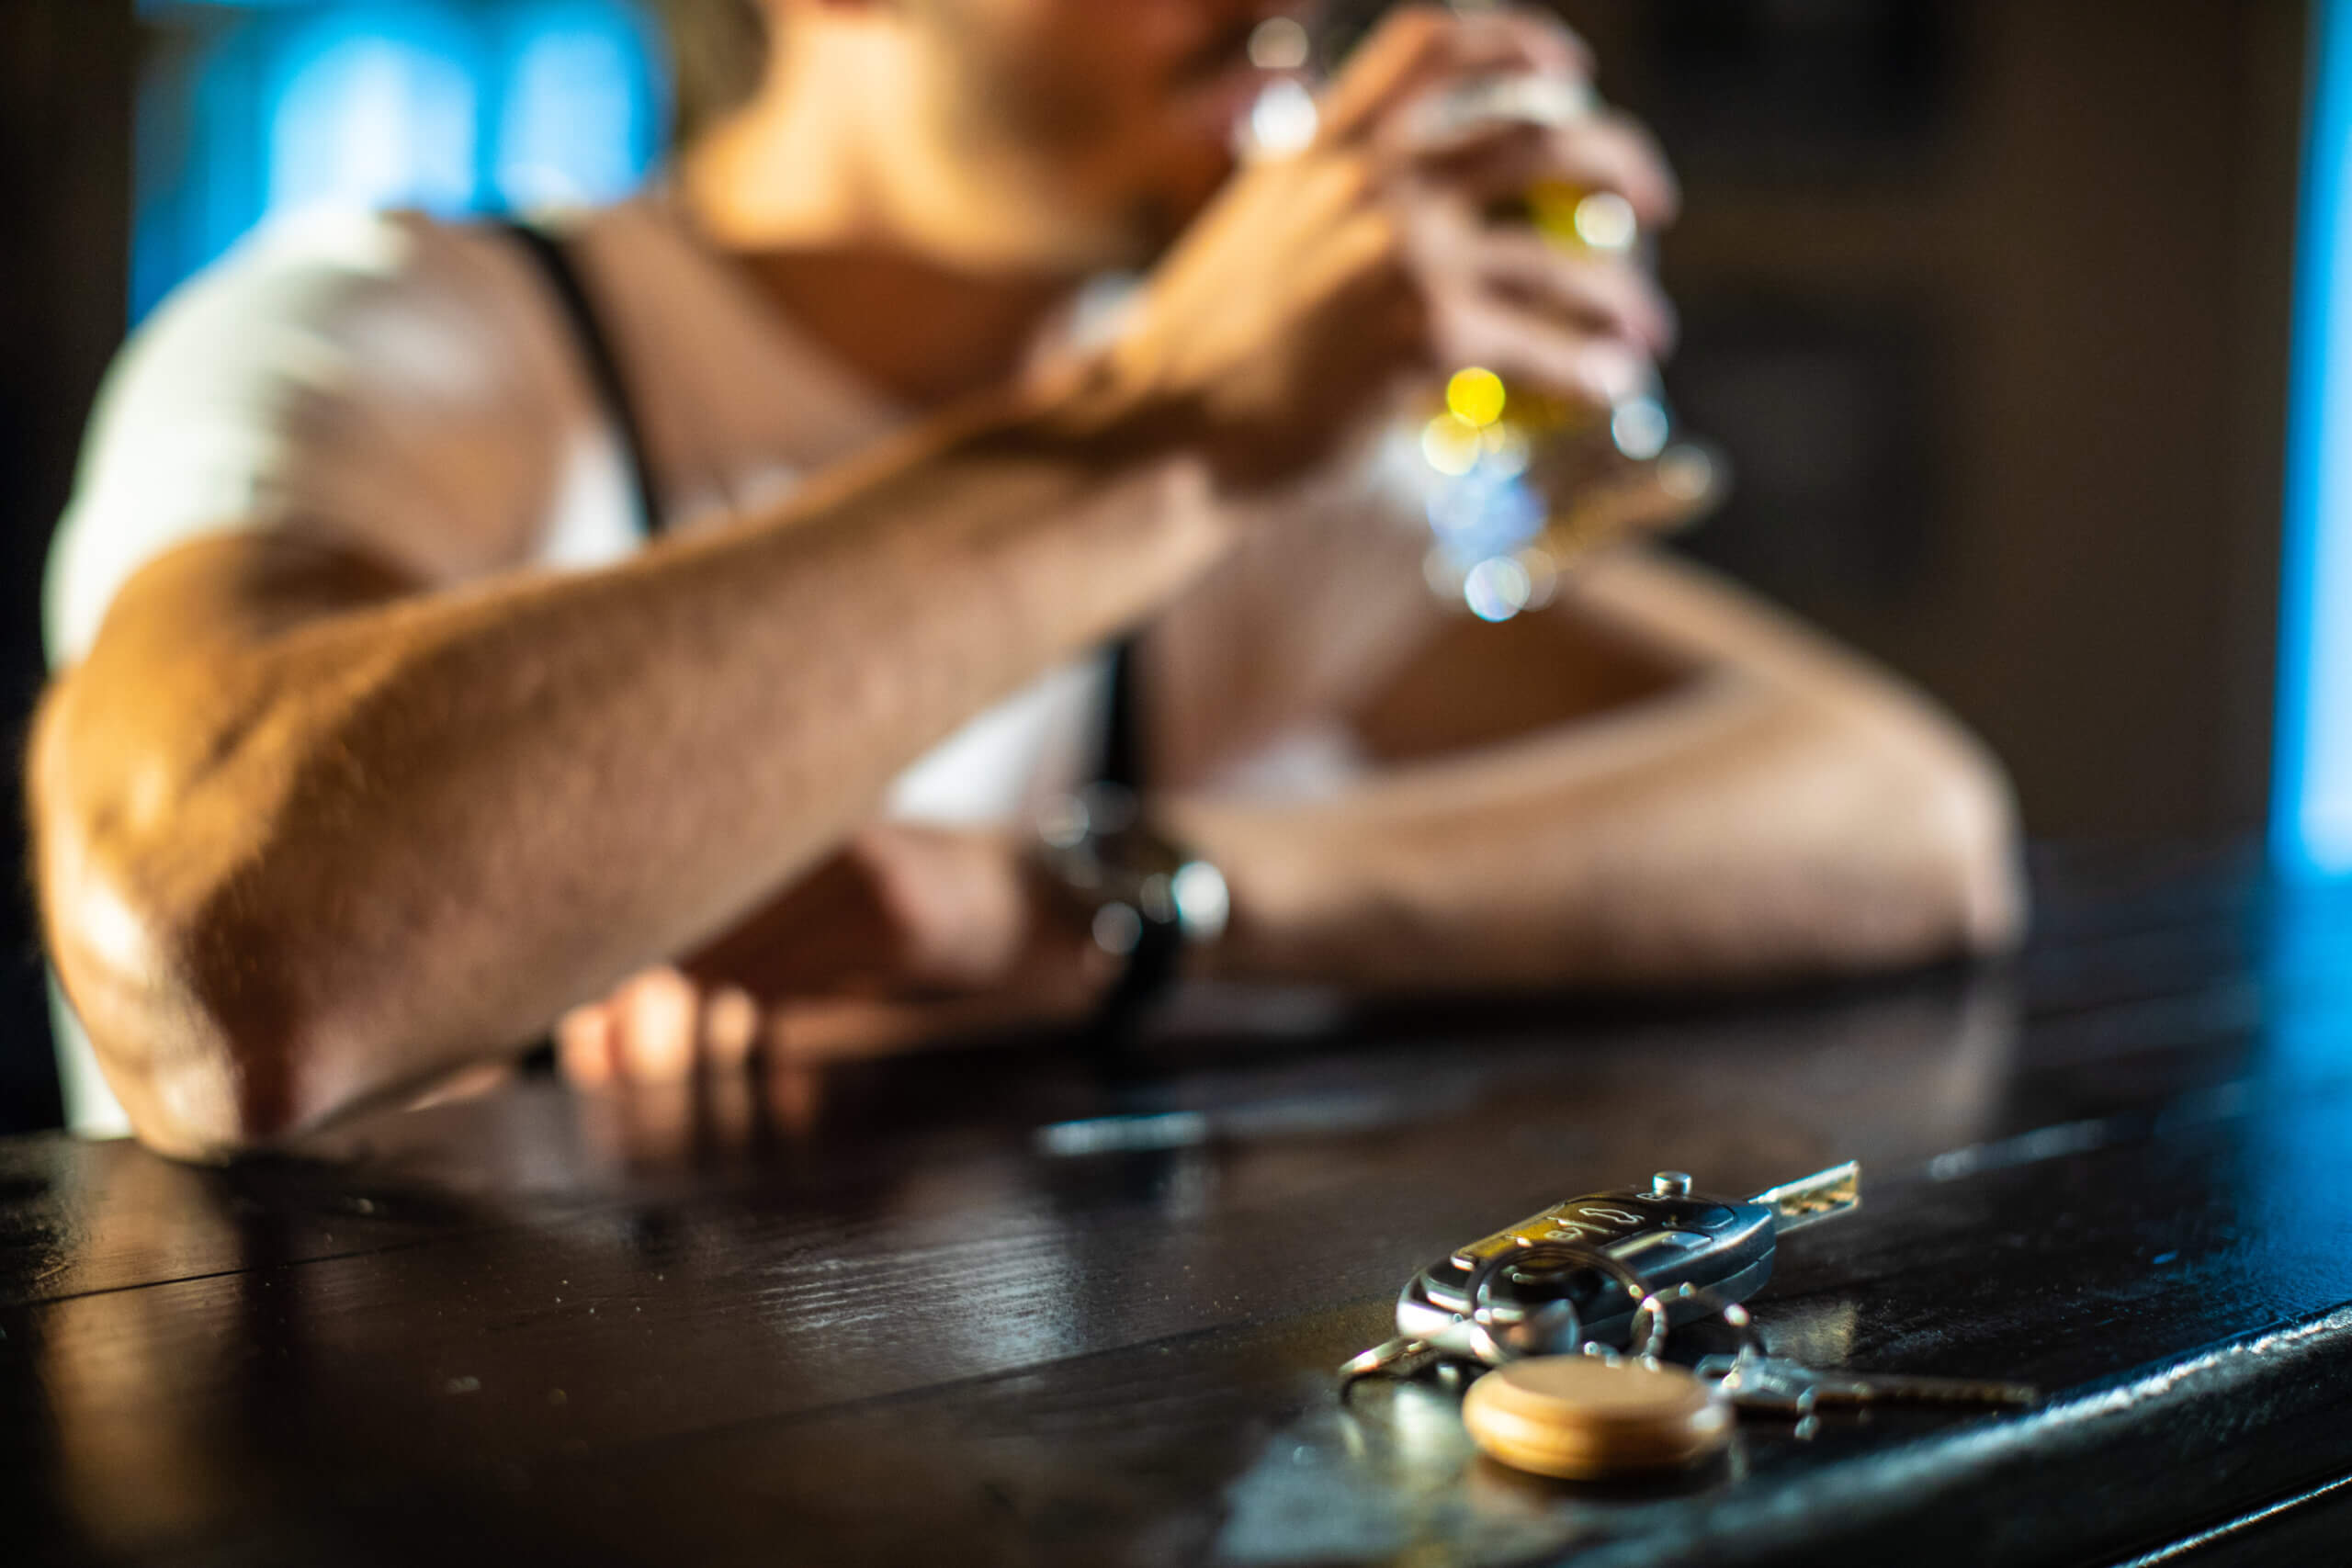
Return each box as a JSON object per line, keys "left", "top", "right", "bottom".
{"left": 501, "top": 218, "right": 1141, "bottom": 784}
{"left": 1100, "top": 638, "right": 1144, "bottom": 793}
{"left": 499, "top": 220, "right": 665, "bottom": 537}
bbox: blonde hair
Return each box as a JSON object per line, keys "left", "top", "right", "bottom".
{"left": 651, "top": 0, "right": 771, "bottom": 143}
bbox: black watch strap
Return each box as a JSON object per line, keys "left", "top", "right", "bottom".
{"left": 1034, "top": 783, "right": 1228, "bottom": 1062}
{"left": 1087, "top": 638, "right": 1153, "bottom": 1059}
{"left": 1089, "top": 892, "right": 1185, "bottom": 1061}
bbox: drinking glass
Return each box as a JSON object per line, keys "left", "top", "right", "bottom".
{"left": 1242, "top": 7, "right": 1727, "bottom": 623}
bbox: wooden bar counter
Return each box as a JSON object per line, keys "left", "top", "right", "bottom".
{"left": 7, "top": 844, "right": 2352, "bottom": 1565}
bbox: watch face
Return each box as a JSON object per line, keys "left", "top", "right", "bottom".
{"left": 1169, "top": 859, "right": 1231, "bottom": 946}
{"left": 1036, "top": 790, "right": 1224, "bottom": 956}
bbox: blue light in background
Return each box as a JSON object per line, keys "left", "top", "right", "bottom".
{"left": 496, "top": 2, "right": 662, "bottom": 210}
{"left": 133, "top": 0, "right": 667, "bottom": 321}
{"left": 2279, "top": 0, "right": 2352, "bottom": 879}
{"left": 267, "top": 8, "right": 483, "bottom": 218}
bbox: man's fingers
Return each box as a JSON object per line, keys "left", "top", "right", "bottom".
{"left": 1322, "top": 6, "right": 1589, "bottom": 148}
{"left": 612, "top": 965, "right": 701, "bottom": 1084}
{"left": 1467, "top": 229, "right": 1677, "bottom": 355}
{"left": 1430, "top": 288, "right": 1651, "bottom": 410}
{"left": 562, "top": 975, "right": 758, "bottom": 1090}
{"left": 557, "top": 1002, "right": 617, "bottom": 1088}
{"left": 702, "top": 984, "right": 761, "bottom": 1071}
{"left": 1412, "top": 112, "right": 1680, "bottom": 230}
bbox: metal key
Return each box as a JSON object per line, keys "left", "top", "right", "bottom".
{"left": 1695, "top": 1351, "right": 2040, "bottom": 1415}
{"left": 1396, "top": 1161, "right": 1861, "bottom": 1359}
{"left": 1341, "top": 1161, "right": 1863, "bottom": 1388}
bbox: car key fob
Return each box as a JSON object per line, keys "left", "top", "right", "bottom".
{"left": 1395, "top": 1162, "right": 1859, "bottom": 1359}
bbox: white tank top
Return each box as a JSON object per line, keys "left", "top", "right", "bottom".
{"left": 50, "top": 196, "right": 1112, "bottom": 823}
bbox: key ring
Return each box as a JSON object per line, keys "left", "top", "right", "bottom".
{"left": 1339, "top": 1241, "right": 1672, "bottom": 1393}
{"left": 1338, "top": 1336, "right": 1436, "bottom": 1388}
{"left": 1337, "top": 1247, "right": 1758, "bottom": 1393}
{"left": 1463, "top": 1240, "right": 1669, "bottom": 1364}
{"left": 1715, "top": 1302, "right": 1766, "bottom": 1364}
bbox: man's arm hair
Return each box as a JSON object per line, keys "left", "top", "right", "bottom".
{"left": 30, "top": 386, "right": 1218, "bottom": 1158}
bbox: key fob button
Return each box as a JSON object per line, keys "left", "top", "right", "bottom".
{"left": 1604, "top": 1229, "right": 1713, "bottom": 1263}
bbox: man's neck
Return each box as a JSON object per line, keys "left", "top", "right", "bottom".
{"left": 674, "top": 30, "right": 1089, "bottom": 412}
{"left": 718, "top": 244, "right": 1075, "bottom": 412}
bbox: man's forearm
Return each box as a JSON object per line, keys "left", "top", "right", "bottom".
{"left": 35, "top": 378, "right": 1222, "bottom": 1152}
{"left": 1166, "top": 647, "right": 2022, "bottom": 992}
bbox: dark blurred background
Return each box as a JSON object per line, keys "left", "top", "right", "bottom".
{"left": 0, "top": 0, "right": 2316, "bottom": 1134}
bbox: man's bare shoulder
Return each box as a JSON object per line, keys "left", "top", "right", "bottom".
{"left": 47, "top": 208, "right": 613, "bottom": 670}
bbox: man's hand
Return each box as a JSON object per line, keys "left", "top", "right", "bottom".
{"left": 1105, "top": 5, "right": 1678, "bottom": 488}
{"left": 555, "top": 822, "right": 1113, "bottom": 1086}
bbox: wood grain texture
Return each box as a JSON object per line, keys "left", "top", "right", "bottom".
{"left": 6, "top": 845, "right": 2352, "bottom": 1565}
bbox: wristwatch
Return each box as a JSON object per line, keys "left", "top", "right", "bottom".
{"left": 1033, "top": 784, "right": 1229, "bottom": 1051}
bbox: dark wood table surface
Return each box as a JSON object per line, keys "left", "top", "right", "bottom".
{"left": 8, "top": 844, "right": 2352, "bottom": 1567}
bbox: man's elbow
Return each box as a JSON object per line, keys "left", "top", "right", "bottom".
{"left": 1909, "top": 735, "right": 2025, "bottom": 959}
{"left": 85, "top": 1023, "right": 300, "bottom": 1166}
{"left": 1839, "top": 701, "right": 2027, "bottom": 965}
{"left": 47, "top": 896, "right": 322, "bottom": 1162}
{"left": 36, "top": 811, "right": 328, "bottom": 1161}
{"left": 30, "top": 672, "right": 376, "bottom": 1158}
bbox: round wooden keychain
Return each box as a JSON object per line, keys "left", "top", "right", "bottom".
{"left": 1456, "top": 1258, "right": 1741, "bottom": 1481}
{"left": 1461, "top": 1354, "right": 1732, "bottom": 1479}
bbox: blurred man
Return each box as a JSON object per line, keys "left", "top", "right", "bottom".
{"left": 31, "top": 0, "right": 2019, "bottom": 1159}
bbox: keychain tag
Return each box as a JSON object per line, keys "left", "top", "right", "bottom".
{"left": 1461, "top": 1356, "right": 1731, "bottom": 1479}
